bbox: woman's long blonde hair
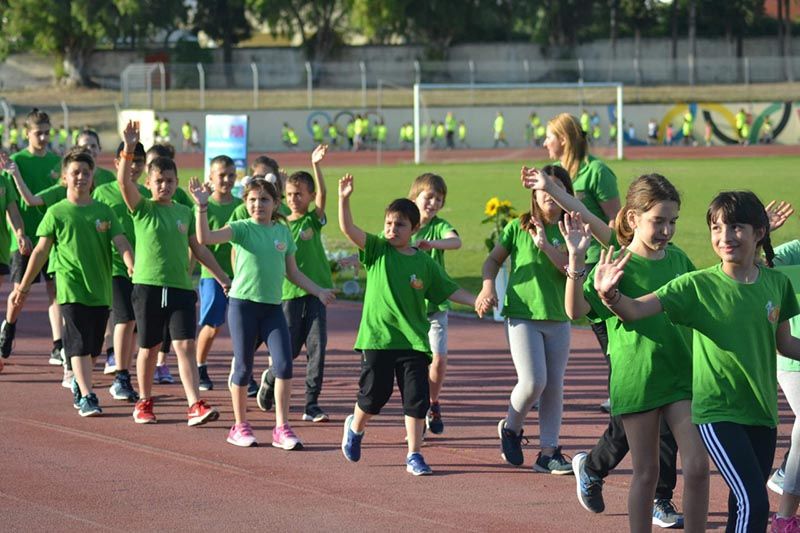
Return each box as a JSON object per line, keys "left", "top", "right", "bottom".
{"left": 547, "top": 113, "right": 588, "bottom": 179}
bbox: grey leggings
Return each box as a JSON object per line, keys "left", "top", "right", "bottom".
{"left": 505, "top": 318, "right": 571, "bottom": 448}
{"left": 779, "top": 370, "right": 800, "bottom": 495}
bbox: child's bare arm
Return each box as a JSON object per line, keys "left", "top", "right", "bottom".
{"left": 188, "top": 236, "right": 231, "bottom": 290}
{"left": 0, "top": 155, "right": 43, "bottom": 207}
{"left": 5, "top": 202, "right": 31, "bottom": 256}
{"left": 118, "top": 120, "right": 143, "bottom": 212}
{"left": 285, "top": 254, "right": 336, "bottom": 305}
{"left": 777, "top": 321, "right": 800, "bottom": 360}
{"left": 594, "top": 246, "right": 662, "bottom": 321}
{"left": 338, "top": 173, "right": 366, "bottom": 249}
{"left": 112, "top": 234, "right": 135, "bottom": 276}
{"left": 448, "top": 288, "right": 477, "bottom": 309}
{"left": 10, "top": 236, "right": 53, "bottom": 309}
{"left": 559, "top": 212, "right": 593, "bottom": 319}
{"left": 188, "top": 177, "right": 233, "bottom": 245}
{"left": 311, "top": 144, "right": 327, "bottom": 217}
{"left": 476, "top": 244, "right": 509, "bottom": 316}
{"left": 417, "top": 230, "right": 461, "bottom": 251}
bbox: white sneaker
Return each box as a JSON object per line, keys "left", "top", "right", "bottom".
{"left": 61, "top": 367, "right": 74, "bottom": 388}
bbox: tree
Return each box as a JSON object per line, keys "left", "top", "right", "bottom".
{"left": 191, "top": 0, "right": 252, "bottom": 84}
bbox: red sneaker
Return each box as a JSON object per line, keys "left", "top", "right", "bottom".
{"left": 187, "top": 400, "right": 219, "bottom": 427}
{"left": 133, "top": 399, "right": 156, "bottom": 424}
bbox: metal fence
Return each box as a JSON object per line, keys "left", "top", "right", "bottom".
{"left": 120, "top": 55, "right": 800, "bottom": 109}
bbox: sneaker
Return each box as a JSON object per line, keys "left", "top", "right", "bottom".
{"left": 109, "top": 372, "right": 138, "bottom": 402}
{"left": 227, "top": 422, "right": 257, "bottom": 447}
{"left": 49, "top": 347, "right": 64, "bottom": 366}
{"left": 187, "top": 400, "right": 219, "bottom": 427}
{"left": 272, "top": 423, "right": 303, "bottom": 450}
{"left": 771, "top": 513, "right": 800, "bottom": 533}
{"left": 61, "top": 367, "right": 75, "bottom": 388}
{"left": 498, "top": 418, "right": 526, "bottom": 466}
{"left": 154, "top": 364, "right": 174, "bottom": 384}
{"left": 302, "top": 404, "right": 330, "bottom": 423}
{"left": 256, "top": 369, "right": 275, "bottom": 412}
{"left": 133, "top": 398, "right": 157, "bottom": 424}
{"left": 769, "top": 468, "right": 786, "bottom": 495}
{"left": 533, "top": 446, "right": 573, "bottom": 474}
{"left": 652, "top": 499, "right": 684, "bottom": 529}
{"left": 426, "top": 402, "right": 444, "bottom": 434}
{"left": 71, "top": 377, "right": 81, "bottom": 409}
{"left": 406, "top": 452, "right": 433, "bottom": 476}
{"left": 198, "top": 364, "right": 213, "bottom": 391}
{"left": 599, "top": 399, "right": 612, "bottom": 413}
{"left": 78, "top": 393, "right": 103, "bottom": 417}
{"left": 341, "top": 414, "right": 363, "bottom": 462}
{"left": 572, "top": 452, "right": 605, "bottom": 513}
{"left": 103, "top": 353, "right": 116, "bottom": 375}
{"left": 247, "top": 378, "right": 259, "bottom": 398}
{"left": 0, "top": 320, "right": 15, "bottom": 358}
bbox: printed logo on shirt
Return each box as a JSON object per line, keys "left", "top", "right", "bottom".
{"left": 766, "top": 300, "right": 781, "bottom": 323}
{"left": 551, "top": 237, "right": 567, "bottom": 253}
{"left": 176, "top": 220, "right": 187, "bottom": 234}
{"left": 274, "top": 239, "right": 287, "bottom": 252}
{"left": 299, "top": 227, "right": 314, "bottom": 241}
{"left": 410, "top": 274, "right": 424, "bottom": 290}
{"left": 95, "top": 219, "right": 110, "bottom": 232}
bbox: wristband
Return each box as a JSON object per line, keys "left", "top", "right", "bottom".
{"left": 121, "top": 152, "right": 135, "bottom": 161}
{"left": 602, "top": 289, "right": 621, "bottom": 306}
{"left": 564, "top": 265, "right": 586, "bottom": 280}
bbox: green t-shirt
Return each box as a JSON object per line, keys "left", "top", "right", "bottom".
{"left": 774, "top": 240, "right": 800, "bottom": 372}
{"left": 499, "top": 218, "right": 568, "bottom": 321}
{"left": 229, "top": 219, "right": 296, "bottom": 304}
{"left": 354, "top": 233, "right": 459, "bottom": 356}
{"left": 282, "top": 210, "right": 333, "bottom": 300}
{"left": 584, "top": 244, "right": 694, "bottom": 416}
{"left": 93, "top": 182, "right": 151, "bottom": 278}
{"left": 656, "top": 264, "right": 800, "bottom": 426}
{"left": 199, "top": 197, "right": 242, "bottom": 279}
{"left": 229, "top": 201, "right": 291, "bottom": 222}
{"left": 172, "top": 186, "right": 194, "bottom": 208}
{"left": 37, "top": 199, "right": 122, "bottom": 307}
{"left": 571, "top": 155, "right": 619, "bottom": 264}
{"left": 36, "top": 184, "right": 68, "bottom": 274}
{"left": 412, "top": 216, "right": 457, "bottom": 314}
{"left": 129, "top": 197, "right": 195, "bottom": 290}
{"left": 93, "top": 167, "right": 116, "bottom": 187}
{"left": 9, "top": 150, "right": 60, "bottom": 251}
{"left": 0, "top": 173, "right": 19, "bottom": 265}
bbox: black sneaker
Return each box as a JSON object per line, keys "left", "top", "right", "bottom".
{"left": 49, "top": 346, "right": 63, "bottom": 366}
{"left": 572, "top": 452, "right": 605, "bottom": 513}
{"left": 71, "top": 378, "right": 81, "bottom": 410}
{"left": 247, "top": 378, "right": 258, "bottom": 397}
{"left": 256, "top": 369, "right": 275, "bottom": 412}
{"left": 498, "top": 418, "right": 526, "bottom": 466}
{"left": 302, "top": 404, "right": 330, "bottom": 423}
{"left": 533, "top": 446, "right": 573, "bottom": 475}
{"left": 198, "top": 364, "right": 213, "bottom": 391}
{"left": 426, "top": 402, "right": 444, "bottom": 434}
{"left": 0, "top": 320, "right": 15, "bottom": 358}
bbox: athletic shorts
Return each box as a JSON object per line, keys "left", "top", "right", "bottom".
{"left": 357, "top": 349, "right": 430, "bottom": 419}
{"left": 427, "top": 311, "right": 448, "bottom": 356}
{"left": 11, "top": 251, "right": 53, "bottom": 284}
{"left": 132, "top": 284, "right": 197, "bottom": 348}
{"left": 61, "top": 303, "right": 110, "bottom": 358}
{"left": 111, "top": 276, "right": 135, "bottom": 325}
{"left": 198, "top": 278, "right": 228, "bottom": 328}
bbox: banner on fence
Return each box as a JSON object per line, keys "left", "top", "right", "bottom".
{"left": 204, "top": 114, "right": 249, "bottom": 181}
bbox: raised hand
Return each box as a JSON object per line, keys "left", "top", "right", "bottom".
{"left": 0, "top": 153, "right": 19, "bottom": 178}
{"left": 766, "top": 200, "right": 794, "bottom": 232}
{"left": 122, "top": 120, "right": 139, "bottom": 147}
{"left": 528, "top": 217, "right": 547, "bottom": 249}
{"left": 17, "top": 235, "right": 32, "bottom": 257}
{"left": 311, "top": 144, "right": 328, "bottom": 164}
{"left": 338, "top": 173, "right": 354, "bottom": 199}
{"left": 188, "top": 176, "right": 210, "bottom": 206}
{"left": 520, "top": 166, "right": 550, "bottom": 191}
{"left": 558, "top": 211, "right": 592, "bottom": 257}
{"left": 594, "top": 245, "right": 631, "bottom": 301}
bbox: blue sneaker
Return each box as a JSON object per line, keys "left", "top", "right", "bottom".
{"left": 341, "top": 414, "right": 363, "bottom": 462}
{"left": 572, "top": 452, "right": 605, "bottom": 513}
{"left": 78, "top": 393, "right": 103, "bottom": 417}
{"left": 103, "top": 352, "right": 116, "bottom": 375}
{"left": 405, "top": 452, "right": 433, "bottom": 476}
{"left": 71, "top": 377, "right": 81, "bottom": 410}
{"left": 652, "top": 499, "right": 684, "bottom": 529}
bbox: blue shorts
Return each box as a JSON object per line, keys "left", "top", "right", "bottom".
{"left": 198, "top": 278, "right": 228, "bottom": 327}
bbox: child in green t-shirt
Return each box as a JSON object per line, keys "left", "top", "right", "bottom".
{"left": 189, "top": 175, "right": 335, "bottom": 449}
{"left": 338, "top": 174, "right": 477, "bottom": 476}
{"left": 10, "top": 149, "right": 133, "bottom": 417}
{"left": 545, "top": 171, "right": 709, "bottom": 532}
{"left": 258, "top": 145, "right": 333, "bottom": 423}
{"left": 118, "top": 121, "right": 229, "bottom": 427}
{"left": 476, "top": 165, "right": 574, "bottom": 474}
{"left": 407, "top": 173, "right": 462, "bottom": 436}
{"left": 76, "top": 129, "right": 116, "bottom": 187}
{"left": 594, "top": 191, "right": 800, "bottom": 533}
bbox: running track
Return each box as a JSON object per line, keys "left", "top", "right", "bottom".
{"left": 0, "top": 288, "right": 793, "bottom": 531}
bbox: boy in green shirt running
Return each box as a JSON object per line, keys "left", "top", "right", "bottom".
{"left": 338, "top": 173, "right": 478, "bottom": 475}
{"left": 10, "top": 149, "right": 133, "bottom": 417}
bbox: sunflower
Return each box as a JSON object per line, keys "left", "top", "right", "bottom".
{"left": 484, "top": 197, "right": 500, "bottom": 217}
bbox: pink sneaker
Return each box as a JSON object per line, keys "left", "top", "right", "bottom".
{"left": 227, "top": 422, "right": 257, "bottom": 447}
{"left": 272, "top": 423, "right": 303, "bottom": 450}
{"left": 772, "top": 514, "right": 800, "bottom": 533}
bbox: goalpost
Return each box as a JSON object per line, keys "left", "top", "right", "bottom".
{"left": 412, "top": 82, "right": 625, "bottom": 164}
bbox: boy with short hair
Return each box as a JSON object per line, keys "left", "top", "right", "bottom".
{"left": 337, "top": 173, "right": 479, "bottom": 475}
{"left": 196, "top": 155, "right": 242, "bottom": 391}
{"left": 257, "top": 145, "right": 332, "bottom": 421}
{"left": 10, "top": 149, "right": 133, "bottom": 417}
{"left": 118, "top": 121, "right": 228, "bottom": 426}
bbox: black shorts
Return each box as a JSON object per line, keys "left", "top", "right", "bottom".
{"left": 111, "top": 276, "right": 136, "bottom": 324}
{"left": 0, "top": 263, "right": 9, "bottom": 276}
{"left": 11, "top": 251, "right": 53, "bottom": 284}
{"left": 132, "top": 284, "right": 197, "bottom": 348}
{"left": 357, "top": 349, "right": 430, "bottom": 419}
{"left": 61, "top": 303, "right": 110, "bottom": 358}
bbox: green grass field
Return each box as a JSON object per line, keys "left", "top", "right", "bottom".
{"left": 180, "top": 155, "right": 800, "bottom": 296}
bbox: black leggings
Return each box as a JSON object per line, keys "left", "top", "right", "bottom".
{"left": 697, "top": 422, "right": 776, "bottom": 533}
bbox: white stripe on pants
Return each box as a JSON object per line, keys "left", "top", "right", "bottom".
{"left": 779, "top": 370, "right": 800, "bottom": 495}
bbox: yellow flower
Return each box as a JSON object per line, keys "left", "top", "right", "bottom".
{"left": 485, "top": 197, "right": 500, "bottom": 217}
{"left": 500, "top": 200, "right": 513, "bottom": 209}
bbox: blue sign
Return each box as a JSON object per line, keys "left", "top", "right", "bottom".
{"left": 204, "top": 114, "right": 248, "bottom": 180}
